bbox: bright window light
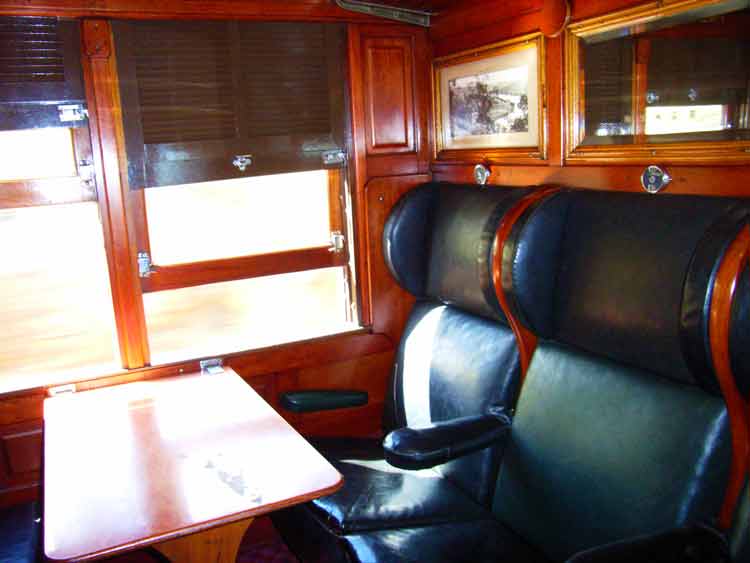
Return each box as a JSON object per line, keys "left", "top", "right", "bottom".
{"left": 645, "top": 105, "right": 727, "bottom": 135}
{"left": 0, "top": 128, "right": 77, "bottom": 182}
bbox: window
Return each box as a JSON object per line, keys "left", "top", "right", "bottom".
{"left": 114, "top": 19, "right": 359, "bottom": 363}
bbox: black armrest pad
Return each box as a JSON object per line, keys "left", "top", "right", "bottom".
{"left": 383, "top": 410, "right": 511, "bottom": 470}
{"left": 566, "top": 524, "right": 729, "bottom": 563}
{"left": 279, "top": 390, "right": 368, "bottom": 413}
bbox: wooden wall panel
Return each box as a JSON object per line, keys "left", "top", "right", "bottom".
{"left": 0, "top": 420, "right": 42, "bottom": 505}
{"left": 363, "top": 36, "right": 415, "bottom": 155}
{"left": 429, "top": 0, "right": 750, "bottom": 198}
{"left": 354, "top": 25, "right": 431, "bottom": 179}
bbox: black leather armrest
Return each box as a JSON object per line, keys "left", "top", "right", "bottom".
{"left": 383, "top": 409, "right": 511, "bottom": 470}
{"left": 279, "top": 390, "right": 368, "bottom": 413}
{"left": 566, "top": 524, "right": 729, "bottom": 563}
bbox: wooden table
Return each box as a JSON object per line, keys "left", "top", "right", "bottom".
{"left": 43, "top": 368, "right": 342, "bottom": 562}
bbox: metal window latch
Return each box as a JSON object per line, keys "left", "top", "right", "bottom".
{"left": 48, "top": 383, "right": 76, "bottom": 396}
{"left": 232, "top": 154, "right": 253, "bottom": 172}
{"left": 322, "top": 150, "right": 347, "bottom": 166}
{"left": 78, "top": 158, "right": 95, "bottom": 191}
{"left": 58, "top": 104, "right": 88, "bottom": 123}
{"left": 137, "top": 251, "right": 153, "bottom": 278}
{"left": 329, "top": 231, "right": 346, "bottom": 253}
{"left": 200, "top": 358, "right": 224, "bottom": 375}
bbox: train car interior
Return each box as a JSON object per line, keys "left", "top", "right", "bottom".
{"left": 0, "top": 0, "right": 749, "bottom": 561}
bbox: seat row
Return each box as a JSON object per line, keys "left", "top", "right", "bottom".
{"left": 273, "top": 183, "right": 750, "bottom": 563}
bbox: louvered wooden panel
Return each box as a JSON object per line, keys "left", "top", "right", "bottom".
{"left": 583, "top": 38, "right": 633, "bottom": 135}
{"left": 240, "top": 23, "right": 332, "bottom": 138}
{"left": 134, "top": 22, "right": 237, "bottom": 144}
{"left": 0, "top": 17, "right": 64, "bottom": 84}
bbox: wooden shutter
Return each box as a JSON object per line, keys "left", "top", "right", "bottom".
{"left": 115, "top": 21, "right": 347, "bottom": 189}
{"left": 0, "top": 17, "right": 85, "bottom": 130}
{"left": 583, "top": 38, "right": 633, "bottom": 138}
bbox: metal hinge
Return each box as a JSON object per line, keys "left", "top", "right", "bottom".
{"left": 58, "top": 103, "right": 88, "bottom": 124}
{"left": 334, "top": 0, "right": 432, "bottom": 26}
{"left": 137, "top": 251, "right": 153, "bottom": 278}
{"left": 329, "top": 231, "right": 346, "bottom": 253}
{"left": 200, "top": 358, "right": 224, "bottom": 375}
{"left": 322, "top": 150, "right": 347, "bottom": 166}
{"left": 48, "top": 383, "right": 76, "bottom": 396}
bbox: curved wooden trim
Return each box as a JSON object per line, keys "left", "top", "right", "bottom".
{"left": 492, "top": 187, "right": 562, "bottom": 377}
{"left": 710, "top": 224, "right": 750, "bottom": 529}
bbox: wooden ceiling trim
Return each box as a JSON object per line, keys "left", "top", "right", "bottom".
{"left": 0, "top": 0, "right": 382, "bottom": 22}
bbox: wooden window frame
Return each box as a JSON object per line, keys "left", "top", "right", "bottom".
{"left": 564, "top": 0, "right": 750, "bottom": 165}
{"left": 131, "top": 167, "right": 351, "bottom": 293}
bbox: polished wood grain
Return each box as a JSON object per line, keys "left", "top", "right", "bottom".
{"left": 140, "top": 246, "right": 348, "bottom": 293}
{"left": 365, "top": 175, "right": 426, "bottom": 341}
{"left": 0, "top": 0, "right": 378, "bottom": 20}
{"left": 363, "top": 35, "right": 416, "bottom": 155}
{"left": 709, "top": 226, "right": 750, "bottom": 529}
{"left": 43, "top": 368, "right": 342, "bottom": 562}
{"left": 154, "top": 517, "right": 253, "bottom": 563}
{"left": 278, "top": 350, "right": 394, "bottom": 437}
{"left": 82, "top": 19, "right": 150, "bottom": 369}
{"left": 492, "top": 187, "right": 561, "bottom": 376}
{"left": 539, "top": 0, "right": 569, "bottom": 37}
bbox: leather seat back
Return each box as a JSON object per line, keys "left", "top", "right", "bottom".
{"left": 383, "top": 183, "right": 528, "bottom": 505}
{"left": 492, "top": 190, "right": 749, "bottom": 559}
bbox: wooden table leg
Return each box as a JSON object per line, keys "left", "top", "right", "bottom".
{"left": 153, "top": 517, "right": 253, "bottom": 563}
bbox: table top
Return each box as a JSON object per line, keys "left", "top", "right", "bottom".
{"left": 43, "top": 368, "right": 342, "bottom": 562}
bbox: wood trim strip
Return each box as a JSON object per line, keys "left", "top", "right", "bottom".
{"left": 141, "top": 246, "right": 349, "bottom": 293}
{"left": 492, "top": 187, "right": 562, "bottom": 376}
{"left": 82, "top": 19, "right": 151, "bottom": 368}
{"left": 0, "top": 177, "right": 94, "bottom": 209}
{"left": 711, "top": 224, "right": 750, "bottom": 529}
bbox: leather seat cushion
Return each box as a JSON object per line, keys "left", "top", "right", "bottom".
{"left": 342, "top": 520, "right": 551, "bottom": 563}
{"left": 0, "top": 502, "right": 39, "bottom": 563}
{"left": 308, "top": 438, "right": 490, "bottom": 533}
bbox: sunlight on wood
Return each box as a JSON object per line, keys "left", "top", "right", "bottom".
{"left": 0, "top": 202, "right": 120, "bottom": 390}
{"left": 145, "top": 170, "right": 332, "bottom": 265}
{"left": 0, "top": 128, "right": 77, "bottom": 182}
{"left": 143, "top": 267, "right": 356, "bottom": 364}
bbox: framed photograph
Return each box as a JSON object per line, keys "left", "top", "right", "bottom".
{"left": 434, "top": 34, "right": 545, "bottom": 162}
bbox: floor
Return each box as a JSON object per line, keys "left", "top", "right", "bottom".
{"left": 108, "top": 517, "right": 299, "bottom": 563}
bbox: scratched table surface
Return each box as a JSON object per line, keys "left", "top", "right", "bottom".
{"left": 43, "top": 368, "right": 342, "bottom": 562}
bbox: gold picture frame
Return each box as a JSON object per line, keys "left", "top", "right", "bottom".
{"left": 433, "top": 34, "right": 547, "bottom": 163}
{"left": 564, "top": 0, "right": 750, "bottom": 164}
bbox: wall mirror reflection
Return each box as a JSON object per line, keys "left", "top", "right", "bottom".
{"left": 566, "top": 0, "right": 750, "bottom": 162}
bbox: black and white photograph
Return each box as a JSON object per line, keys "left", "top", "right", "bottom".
{"left": 448, "top": 65, "right": 529, "bottom": 139}
{"left": 435, "top": 38, "right": 541, "bottom": 153}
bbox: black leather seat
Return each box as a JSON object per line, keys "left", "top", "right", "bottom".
{"left": 0, "top": 502, "right": 39, "bottom": 563}
{"left": 272, "top": 183, "right": 536, "bottom": 560}
{"left": 277, "top": 186, "right": 750, "bottom": 563}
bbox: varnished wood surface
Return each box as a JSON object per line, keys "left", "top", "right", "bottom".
{"left": 82, "top": 19, "right": 150, "bottom": 369}
{"left": 709, "top": 226, "right": 750, "bottom": 529}
{"left": 492, "top": 187, "right": 560, "bottom": 376}
{"left": 43, "top": 368, "right": 342, "bottom": 561}
{"left": 154, "top": 517, "right": 253, "bottom": 563}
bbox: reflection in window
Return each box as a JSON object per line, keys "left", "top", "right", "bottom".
{"left": 581, "top": 7, "right": 750, "bottom": 145}
{"left": 645, "top": 105, "right": 727, "bottom": 135}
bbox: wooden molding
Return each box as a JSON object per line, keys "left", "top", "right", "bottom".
{"left": 141, "top": 246, "right": 348, "bottom": 293}
{"left": 82, "top": 18, "right": 151, "bottom": 368}
{"left": 492, "top": 187, "right": 561, "bottom": 376}
{"left": 433, "top": 33, "right": 548, "bottom": 165}
{"left": 564, "top": 0, "right": 750, "bottom": 165}
{"left": 710, "top": 224, "right": 750, "bottom": 529}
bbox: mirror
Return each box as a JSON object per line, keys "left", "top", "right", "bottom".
{"left": 566, "top": 0, "right": 750, "bottom": 161}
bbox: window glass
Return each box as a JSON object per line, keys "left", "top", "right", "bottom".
{"left": 0, "top": 128, "right": 77, "bottom": 181}
{"left": 145, "top": 170, "right": 333, "bottom": 265}
{"left": 0, "top": 202, "right": 120, "bottom": 390}
{"left": 143, "top": 267, "right": 355, "bottom": 364}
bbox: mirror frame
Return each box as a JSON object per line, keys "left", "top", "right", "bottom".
{"left": 564, "top": 0, "right": 750, "bottom": 164}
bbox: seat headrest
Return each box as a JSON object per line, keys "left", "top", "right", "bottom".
{"left": 383, "top": 183, "right": 528, "bottom": 323}
{"left": 503, "top": 189, "right": 750, "bottom": 395}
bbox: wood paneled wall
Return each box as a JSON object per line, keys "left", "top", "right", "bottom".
{"left": 429, "top": 0, "right": 750, "bottom": 197}
{"left": 0, "top": 13, "right": 430, "bottom": 507}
